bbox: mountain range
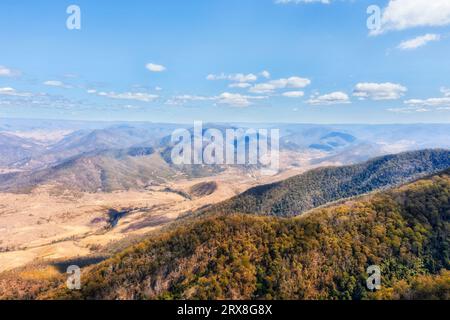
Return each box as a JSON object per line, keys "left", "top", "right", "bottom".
{"left": 1, "top": 121, "right": 450, "bottom": 193}
{"left": 0, "top": 120, "right": 449, "bottom": 300}
{"left": 29, "top": 167, "right": 449, "bottom": 300}
{"left": 206, "top": 149, "right": 450, "bottom": 217}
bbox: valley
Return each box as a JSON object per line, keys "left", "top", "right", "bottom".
{"left": 0, "top": 162, "right": 322, "bottom": 272}
{"left": 2, "top": 165, "right": 448, "bottom": 300}
{"left": 0, "top": 120, "right": 449, "bottom": 299}
{"left": 2, "top": 0, "right": 450, "bottom": 303}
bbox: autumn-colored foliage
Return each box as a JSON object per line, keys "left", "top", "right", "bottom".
{"left": 38, "top": 169, "right": 449, "bottom": 300}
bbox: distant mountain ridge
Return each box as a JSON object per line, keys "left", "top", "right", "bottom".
{"left": 206, "top": 149, "right": 450, "bottom": 217}
{"left": 309, "top": 131, "right": 357, "bottom": 152}
{"left": 1, "top": 121, "right": 450, "bottom": 193}
{"left": 0, "top": 133, "right": 44, "bottom": 167}
{"left": 0, "top": 147, "right": 176, "bottom": 193}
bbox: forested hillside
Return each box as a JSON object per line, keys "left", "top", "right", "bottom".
{"left": 208, "top": 149, "right": 450, "bottom": 217}
{"left": 40, "top": 168, "right": 449, "bottom": 300}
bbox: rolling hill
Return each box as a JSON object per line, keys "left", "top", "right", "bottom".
{"left": 0, "top": 147, "right": 178, "bottom": 193}
{"left": 35, "top": 167, "right": 450, "bottom": 300}
{"left": 9, "top": 124, "right": 183, "bottom": 171}
{"left": 1, "top": 122, "right": 450, "bottom": 194}
{"left": 206, "top": 149, "right": 450, "bottom": 217}
{"left": 0, "top": 133, "right": 44, "bottom": 167}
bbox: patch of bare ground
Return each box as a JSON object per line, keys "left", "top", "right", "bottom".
{"left": 189, "top": 181, "right": 218, "bottom": 197}
{"left": 0, "top": 154, "right": 328, "bottom": 273}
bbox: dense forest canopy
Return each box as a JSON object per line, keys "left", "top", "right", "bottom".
{"left": 31, "top": 168, "right": 449, "bottom": 300}
{"left": 208, "top": 149, "right": 450, "bottom": 217}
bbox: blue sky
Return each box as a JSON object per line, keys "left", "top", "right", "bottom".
{"left": 1, "top": 0, "right": 450, "bottom": 123}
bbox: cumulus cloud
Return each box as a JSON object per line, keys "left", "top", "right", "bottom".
{"left": 404, "top": 97, "right": 450, "bottom": 108}
{"left": 43, "top": 80, "right": 72, "bottom": 89}
{"left": 353, "top": 82, "right": 407, "bottom": 100}
{"left": 145, "top": 63, "right": 166, "bottom": 72}
{"left": 91, "top": 90, "right": 159, "bottom": 102}
{"left": 166, "top": 92, "right": 266, "bottom": 108}
{"left": 307, "top": 91, "right": 350, "bottom": 105}
{"left": 398, "top": 88, "right": 450, "bottom": 112}
{"left": 217, "top": 92, "right": 266, "bottom": 108}
{"left": 166, "top": 95, "right": 216, "bottom": 106}
{"left": 282, "top": 91, "right": 304, "bottom": 98}
{"left": 207, "top": 73, "right": 258, "bottom": 83}
{"left": 0, "top": 66, "right": 13, "bottom": 77}
{"left": 440, "top": 87, "right": 450, "bottom": 97}
{"left": 0, "top": 66, "right": 20, "bottom": 77}
{"left": 249, "top": 76, "right": 311, "bottom": 94}
{"left": 260, "top": 70, "right": 271, "bottom": 79}
{"left": 398, "top": 34, "right": 440, "bottom": 50}
{"left": 229, "top": 83, "right": 252, "bottom": 89}
{"left": 372, "top": 0, "right": 450, "bottom": 35}
{"left": 249, "top": 83, "right": 277, "bottom": 94}
{"left": 0, "top": 87, "right": 139, "bottom": 112}
{"left": 387, "top": 106, "right": 431, "bottom": 113}
{"left": 0, "top": 87, "right": 32, "bottom": 97}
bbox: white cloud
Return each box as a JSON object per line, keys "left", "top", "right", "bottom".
{"left": 353, "top": 82, "right": 407, "bottom": 100}
{"left": 249, "top": 83, "right": 278, "bottom": 94}
{"left": 400, "top": 88, "right": 450, "bottom": 111}
{"left": 282, "top": 91, "right": 305, "bottom": 98}
{"left": 0, "top": 87, "right": 32, "bottom": 97}
{"left": 404, "top": 97, "right": 450, "bottom": 108}
{"left": 398, "top": 34, "right": 440, "bottom": 50}
{"left": 217, "top": 92, "right": 266, "bottom": 108}
{"left": 155, "top": 86, "right": 163, "bottom": 91}
{"left": 217, "top": 93, "right": 252, "bottom": 107}
{"left": 93, "top": 90, "right": 159, "bottom": 102}
{"left": 145, "top": 63, "right": 166, "bottom": 72}
{"left": 167, "top": 92, "right": 267, "bottom": 108}
{"left": 440, "top": 87, "right": 450, "bottom": 97}
{"left": 43, "top": 80, "right": 72, "bottom": 89}
{"left": 207, "top": 73, "right": 258, "bottom": 83}
{"left": 174, "top": 95, "right": 215, "bottom": 101}
{"left": 272, "top": 77, "right": 311, "bottom": 88}
{"left": 120, "top": 104, "right": 141, "bottom": 110}
{"left": 260, "top": 70, "right": 271, "bottom": 79}
{"left": 165, "top": 94, "right": 217, "bottom": 106}
{"left": 387, "top": 106, "right": 431, "bottom": 113}
{"left": 229, "top": 82, "right": 252, "bottom": 89}
{"left": 0, "top": 66, "right": 20, "bottom": 77}
{"left": 372, "top": 0, "right": 450, "bottom": 35}
{"left": 0, "top": 88, "right": 121, "bottom": 111}
{"left": 249, "top": 76, "right": 311, "bottom": 93}
{"left": 0, "top": 66, "right": 13, "bottom": 77}
{"left": 307, "top": 91, "right": 350, "bottom": 105}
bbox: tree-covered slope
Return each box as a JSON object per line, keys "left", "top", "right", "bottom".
{"left": 208, "top": 149, "right": 450, "bottom": 217}
{"left": 43, "top": 168, "right": 450, "bottom": 300}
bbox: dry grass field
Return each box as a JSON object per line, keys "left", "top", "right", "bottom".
{"left": 0, "top": 155, "right": 326, "bottom": 273}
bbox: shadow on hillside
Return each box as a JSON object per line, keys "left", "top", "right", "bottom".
{"left": 51, "top": 256, "right": 108, "bottom": 273}
{"left": 121, "top": 214, "right": 172, "bottom": 233}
